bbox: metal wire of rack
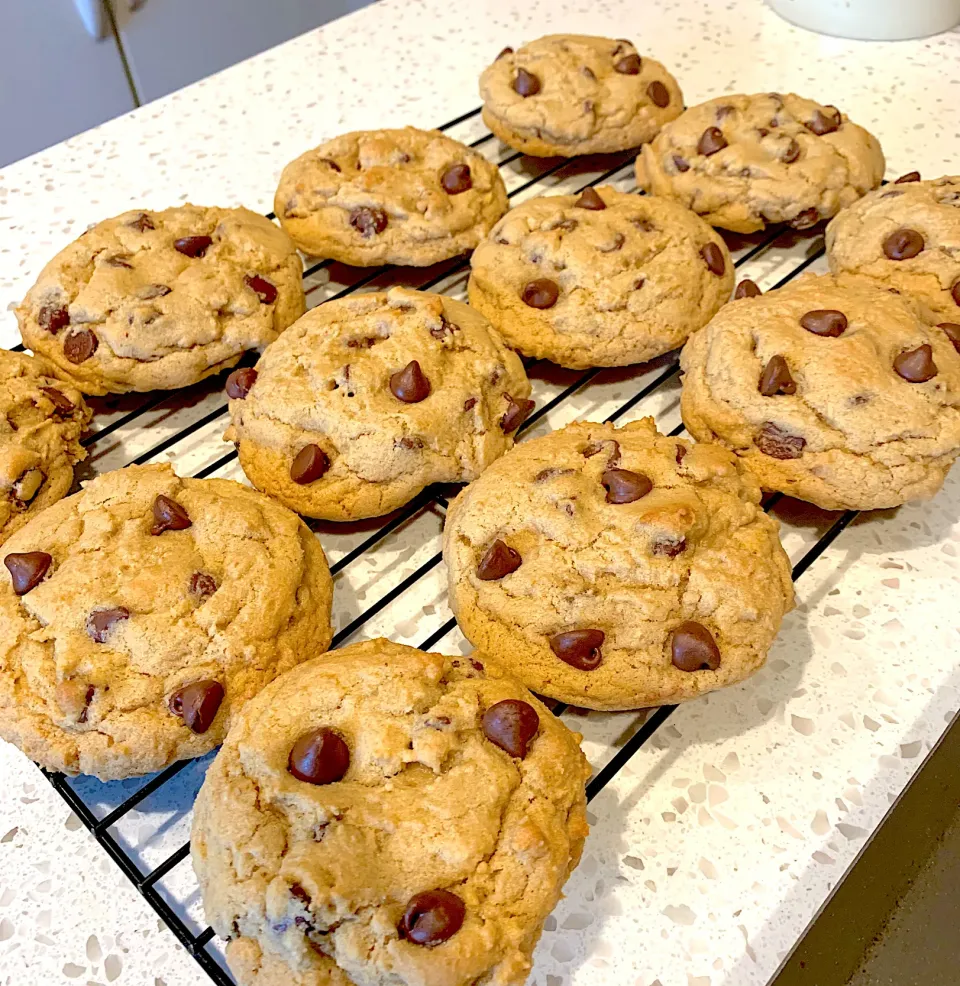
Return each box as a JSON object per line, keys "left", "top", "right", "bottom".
{"left": 18, "top": 102, "right": 860, "bottom": 984}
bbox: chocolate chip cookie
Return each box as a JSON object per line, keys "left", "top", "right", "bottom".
{"left": 275, "top": 128, "right": 508, "bottom": 266}
{"left": 681, "top": 273, "right": 960, "bottom": 510}
{"left": 0, "top": 463, "right": 333, "bottom": 780}
{"left": 0, "top": 350, "right": 91, "bottom": 546}
{"left": 16, "top": 206, "right": 305, "bottom": 396}
{"left": 480, "top": 35, "right": 682, "bottom": 157}
{"left": 191, "top": 638, "right": 589, "bottom": 986}
{"left": 826, "top": 174, "right": 960, "bottom": 321}
{"left": 636, "top": 93, "right": 885, "bottom": 233}
{"left": 225, "top": 287, "right": 531, "bottom": 522}
{"left": 468, "top": 185, "right": 733, "bottom": 368}
{"left": 443, "top": 418, "right": 793, "bottom": 711}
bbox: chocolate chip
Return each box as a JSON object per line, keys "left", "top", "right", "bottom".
{"left": 226, "top": 367, "right": 257, "bottom": 399}
{"left": 521, "top": 278, "right": 559, "bottom": 309}
{"left": 477, "top": 539, "right": 521, "bottom": 580}
{"left": 553, "top": 218, "right": 578, "bottom": 232}
{"left": 40, "top": 387, "right": 74, "bottom": 413}
{"left": 174, "top": 235, "right": 212, "bottom": 258}
{"left": 883, "top": 228, "right": 924, "bottom": 261}
{"left": 549, "top": 629, "right": 604, "bottom": 671}
{"left": 500, "top": 396, "right": 535, "bottom": 433}
{"left": 105, "top": 254, "right": 133, "bottom": 268}
{"left": 290, "top": 444, "right": 330, "bottom": 485}
{"left": 937, "top": 322, "right": 960, "bottom": 353}
{"left": 399, "top": 890, "right": 465, "bottom": 946}
{"left": 581, "top": 66, "right": 596, "bottom": 80}
{"left": 496, "top": 45, "right": 513, "bottom": 59}
{"left": 128, "top": 212, "right": 155, "bottom": 232}
{"left": 63, "top": 330, "right": 98, "bottom": 364}
{"left": 513, "top": 68, "right": 540, "bottom": 96}
{"left": 396, "top": 436, "right": 423, "bottom": 450}
{"left": 4, "top": 551, "right": 52, "bottom": 595}
{"left": 895, "top": 171, "right": 920, "bottom": 184}
{"left": 673, "top": 155, "right": 690, "bottom": 173}
{"left": 151, "top": 494, "right": 192, "bottom": 535}
{"left": 139, "top": 283, "right": 171, "bottom": 299}
{"left": 38, "top": 303, "right": 70, "bottom": 334}
{"left": 319, "top": 157, "right": 341, "bottom": 172}
{"left": 290, "top": 884, "right": 311, "bottom": 907}
{"left": 759, "top": 355, "right": 797, "bottom": 396}
{"left": 800, "top": 309, "right": 847, "bottom": 337}
{"left": 953, "top": 279, "right": 960, "bottom": 307}
{"left": 481, "top": 699, "right": 539, "bottom": 758}
{"left": 756, "top": 422, "right": 806, "bottom": 459}
{"left": 86, "top": 607, "right": 130, "bottom": 643}
{"left": 806, "top": 107, "right": 841, "bottom": 135}
{"left": 288, "top": 727, "right": 350, "bottom": 784}
{"left": 245, "top": 274, "right": 278, "bottom": 304}
{"left": 441, "top": 164, "right": 472, "bottom": 195}
{"left": 700, "top": 243, "right": 725, "bottom": 277}
{"left": 652, "top": 536, "right": 686, "bottom": 558}
{"left": 670, "top": 621, "right": 721, "bottom": 671}
{"left": 583, "top": 439, "right": 620, "bottom": 465}
{"left": 190, "top": 572, "right": 217, "bottom": 598}
{"left": 349, "top": 207, "right": 388, "bottom": 238}
{"left": 599, "top": 233, "right": 625, "bottom": 253}
{"left": 676, "top": 444, "right": 687, "bottom": 465}
{"left": 602, "top": 468, "right": 652, "bottom": 504}
{"left": 697, "top": 127, "right": 727, "bottom": 156}
{"left": 168, "top": 680, "right": 224, "bottom": 733}
{"left": 575, "top": 187, "right": 606, "bottom": 210}
{"left": 735, "top": 279, "right": 761, "bottom": 299}
{"left": 716, "top": 104, "right": 735, "bottom": 120}
{"left": 77, "top": 685, "right": 95, "bottom": 724}
{"left": 647, "top": 80, "right": 670, "bottom": 107}
{"left": 614, "top": 53, "right": 641, "bottom": 74}
{"left": 390, "top": 360, "right": 431, "bottom": 403}
{"left": 463, "top": 397, "right": 478, "bottom": 411}
{"left": 782, "top": 138, "right": 801, "bottom": 163}
{"left": 791, "top": 207, "right": 820, "bottom": 229}
{"left": 894, "top": 343, "right": 937, "bottom": 382}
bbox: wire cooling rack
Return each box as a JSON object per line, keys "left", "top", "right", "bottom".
{"left": 28, "top": 104, "right": 860, "bottom": 985}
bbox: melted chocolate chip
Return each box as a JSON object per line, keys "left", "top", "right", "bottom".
{"left": 128, "top": 212, "right": 155, "bottom": 232}
{"left": 583, "top": 439, "right": 621, "bottom": 465}
{"left": 697, "top": 127, "right": 727, "bottom": 156}
{"left": 602, "top": 468, "right": 652, "bottom": 504}
{"left": 38, "top": 303, "right": 70, "bottom": 334}
{"left": 189, "top": 572, "right": 218, "bottom": 598}
{"left": 652, "top": 536, "right": 686, "bottom": 558}
{"left": 290, "top": 444, "right": 330, "bottom": 484}
{"left": 894, "top": 344, "right": 938, "bottom": 382}
{"left": 806, "top": 106, "right": 841, "bottom": 135}
{"left": 647, "top": 80, "right": 670, "bottom": 107}
{"left": 139, "top": 283, "right": 171, "bottom": 300}
{"left": 500, "top": 396, "right": 535, "bottom": 433}
{"left": 575, "top": 187, "right": 606, "bottom": 210}
{"left": 800, "top": 309, "right": 847, "bottom": 337}
{"left": 675, "top": 444, "right": 687, "bottom": 465}
{"left": 758, "top": 355, "right": 797, "bottom": 396}
{"left": 496, "top": 46, "right": 513, "bottom": 59}
{"left": 735, "top": 279, "right": 761, "bottom": 299}
{"left": 599, "top": 232, "right": 625, "bottom": 253}
{"left": 319, "top": 157, "right": 341, "bottom": 172}
{"left": 953, "top": 279, "right": 960, "bottom": 307}
{"left": 895, "top": 171, "right": 920, "bottom": 184}
{"left": 513, "top": 68, "right": 541, "bottom": 96}
{"left": 245, "top": 274, "right": 278, "bottom": 304}
{"left": 521, "top": 278, "right": 559, "bottom": 309}
{"left": 40, "top": 387, "right": 74, "bottom": 413}
{"left": 150, "top": 494, "right": 192, "bottom": 535}
{"left": 4, "top": 551, "right": 52, "bottom": 595}
{"left": 399, "top": 890, "right": 465, "bottom": 946}
{"left": 790, "top": 207, "right": 820, "bottom": 230}
{"left": 390, "top": 360, "right": 431, "bottom": 403}
{"left": 349, "top": 207, "right": 388, "bottom": 238}
{"left": 288, "top": 727, "right": 350, "bottom": 784}
{"left": 700, "top": 243, "right": 726, "bottom": 276}
{"left": 86, "top": 607, "right": 130, "bottom": 643}
{"left": 549, "top": 629, "right": 604, "bottom": 671}
{"left": 63, "top": 330, "right": 98, "bottom": 364}
{"left": 441, "top": 164, "right": 472, "bottom": 195}
{"left": 671, "top": 621, "right": 721, "bottom": 671}
{"left": 463, "top": 396, "right": 478, "bottom": 411}
{"left": 226, "top": 367, "right": 257, "bottom": 399}
{"left": 782, "top": 138, "right": 801, "bottom": 163}
{"left": 481, "top": 699, "right": 539, "bottom": 758}
{"left": 937, "top": 322, "right": 960, "bottom": 353}
{"left": 169, "top": 680, "right": 224, "bottom": 733}
{"left": 174, "top": 235, "right": 212, "bottom": 258}
{"left": 477, "top": 539, "right": 521, "bottom": 580}
{"left": 615, "top": 52, "right": 642, "bottom": 74}
{"left": 673, "top": 155, "right": 690, "bottom": 173}
{"left": 77, "top": 685, "right": 95, "bottom": 724}
{"left": 756, "top": 423, "right": 806, "bottom": 459}
{"left": 883, "top": 228, "right": 924, "bottom": 261}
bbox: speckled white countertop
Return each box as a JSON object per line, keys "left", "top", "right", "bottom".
{"left": 3, "top": 2, "right": 960, "bottom": 985}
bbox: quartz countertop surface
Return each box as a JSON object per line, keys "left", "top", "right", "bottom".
{"left": 2, "top": 2, "right": 960, "bottom": 985}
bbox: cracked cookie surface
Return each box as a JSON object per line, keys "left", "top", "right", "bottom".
{"left": 480, "top": 35, "right": 682, "bottom": 157}
{"left": 636, "top": 93, "right": 885, "bottom": 233}
{"left": 443, "top": 418, "right": 793, "bottom": 711}
{"left": 226, "top": 288, "right": 531, "bottom": 522}
{"left": 0, "top": 463, "right": 333, "bottom": 780}
{"left": 0, "top": 350, "right": 91, "bottom": 545}
{"left": 468, "top": 185, "right": 733, "bottom": 368}
{"left": 826, "top": 175, "right": 960, "bottom": 321}
{"left": 16, "top": 205, "right": 305, "bottom": 395}
{"left": 681, "top": 273, "right": 960, "bottom": 509}
{"left": 191, "top": 638, "right": 589, "bottom": 986}
{"left": 275, "top": 128, "right": 508, "bottom": 266}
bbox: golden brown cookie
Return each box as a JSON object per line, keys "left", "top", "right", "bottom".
{"left": 191, "top": 639, "right": 589, "bottom": 986}
{"left": 681, "top": 273, "right": 960, "bottom": 509}
{"left": 636, "top": 93, "right": 885, "bottom": 233}
{"left": 0, "top": 464, "right": 333, "bottom": 780}
{"left": 16, "top": 206, "right": 305, "bottom": 396}
{"left": 443, "top": 418, "right": 793, "bottom": 711}
{"left": 468, "top": 185, "right": 733, "bottom": 368}
{"left": 275, "top": 128, "right": 508, "bottom": 266}
{"left": 0, "top": 350, "right": 90, "bottom": 545}
{"left": 480, "top": 35, "right": 682, "bottom": 157}
{"left": 225, "top": 288, "right": 531, "bottom": 522}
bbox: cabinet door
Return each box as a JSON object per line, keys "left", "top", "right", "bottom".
{"left": 111, "top": 0, "right": 375, "bottom": 105}
{"left": 0, "top": 4, "right": 135, "bottom": 167}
